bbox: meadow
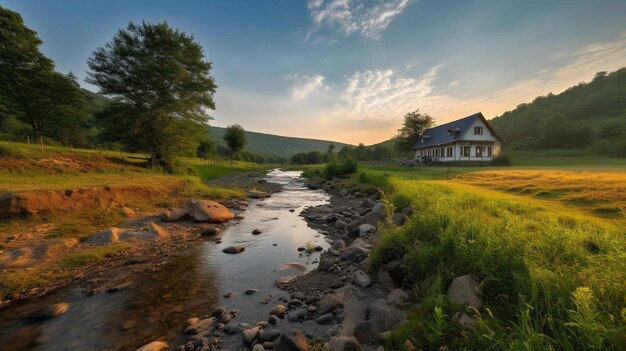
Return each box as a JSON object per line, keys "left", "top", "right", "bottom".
{"left": 346, "top": 162, "right": 626, "bottom": 350}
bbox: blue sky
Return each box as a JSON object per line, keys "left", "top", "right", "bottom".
{"left": 3, "top": 0, "right": 626, "bottom": 144}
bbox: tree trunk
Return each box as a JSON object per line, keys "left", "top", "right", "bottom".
{"left": 31, "top": 121, "right": 41, "bottom": 144}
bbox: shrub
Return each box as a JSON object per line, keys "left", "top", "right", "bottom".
{"left": 491, "top": 154, "right": 512, "bottom": 166}
{"left": 324, "top": 158, "right": 358, "bottom": 179}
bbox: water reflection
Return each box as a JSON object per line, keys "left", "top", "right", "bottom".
{"left": 0, "top": 170, "right": 329, "bottom": 351}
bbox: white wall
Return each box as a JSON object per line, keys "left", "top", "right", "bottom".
{"left": 461, "top": 119, "right": 499, "bottom": 142}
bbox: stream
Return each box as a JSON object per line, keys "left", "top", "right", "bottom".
{"left": 0, "top": 169, "right": 331, "bottom": 351}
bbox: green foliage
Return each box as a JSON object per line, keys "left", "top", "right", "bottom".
{"left": 87, "top": 21, "right": 216, "bottom": 171}
{"left": 338, "top": 142, "right": 399, "bottom": 161}
{"left": 290, "top": 151, "right": 326, "bottom": 164}
{"left": 196, "top": 136, "right": 216, "bottom": 159}
{"left": 304, "top": 241, "right": 315, "bottom": 254}
{"left": 58, "top": 243, "right": 130, "bottom": 269}
{"left": 491, "top": 154, "right": 512, "bottom": 166}
{"left": 396, "top": 109, "right": 435, "bottom": 153}
{"left": 491, "top": 68, "right": 626, "bottom": 154}
{"left": 208, "top": 126, "right": 351, "bottom": 159}
{"left": 324, "top": 158, "right": 358, "bottom": 179}
{"left": 370, "top": 178, "right": 625, "bottom": 350}
{"left": 223, "top": 124, "right": 247, "bottom": 159}
{"left": 0, "top": 7, "right": 93, "bottom": 145}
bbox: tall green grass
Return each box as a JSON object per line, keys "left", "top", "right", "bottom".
{"left": 371, "top": 178, "right": 625, "bottom": 350}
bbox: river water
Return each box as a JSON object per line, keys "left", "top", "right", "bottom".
{"left": 0, "top": 169, "right": 331, "bottom": 351}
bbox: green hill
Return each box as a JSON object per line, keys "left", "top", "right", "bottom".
{"left": 489, "top": 67, "right": 626, "bottom": 156}
{"left": 209, "top": 126, "right": 352, "bottom": 158}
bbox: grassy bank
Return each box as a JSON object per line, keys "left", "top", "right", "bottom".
{"left": 337, "top": 165, "right": 626, "bottom": 350}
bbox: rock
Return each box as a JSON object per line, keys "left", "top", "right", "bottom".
{"left": 366, "top": 299, "right": 404, "bottom": 332}
{"left": 185, "top": 317, "right": 200, "bottom": 327}
{"left": 253, "top": 344, "right": 265, "bottom": 351}
{"left": 259, "top": 328, "right": 281, "bottom": 342}
{"left": 223, "top": 324, "right": 239, "bottom": 334}
{"left": 352, "top": 270, "right": 371, "bottom": 288}
{"left": 376, "top": 270, "right": 399, "bottom": 290}
{"left": 276, "top": 330, "right": 308, "bottom": 351}
{"left": 458, "top": 312, "right": 476, "bottom": 327}
{"left": 446, "top": 275, "right": 482, "bottom": 309}
{"left": 315, "top": 313, "right": 334, "bottom": 324}
{"left": 342, "top": 242, "right": 370, "bottom": 263}
{"left": 354, "top": 321, "right": 379, "bottom": 344}
{"left": 223, "top": 292, "right": 233, "bottom": 299}
{"left": 386, "top": 289, "right": 409, "bottom": 307}
{"left": 269, "top": 315, "right": 278, "bottom": 324}
{"left": 330, "top": 281, "right": 345, "bottom": 289}
{"left": 372, "top": 203, "right": 386, "bottom": 214}
{"left": 184, "top": 317, "right": 215, "bottom": 334}
{"left": 318, "top": 257, "right": 334, "bottom": 272}
{"left": 287, "top": 299, "right": 303, "bottom": 308}
{"left": 385, "top": 260, "right": 404, "bottom": 286}
{"left": 192, "top": 200, "right": 234, "bottom": 222}
{"left": 339, "top": 189, "right": 349, "bottom": 197}
{"left": 323, "top": 214, "right": 338, "bottom": 223}
{"left": 219, "top": 313, "right": 232, "bottom": 324}
{"left": 223, "top": 246, "right": 245, "bottom": 254}
{"left": 331, "top": 239, "right": 346, "bottom": 251}
{"left": 121, "top": 207, "right": 136, "bottom": 217}
{"left": 85, "top": 227, "right": 124, "bottom": 244}
{"left": 334, "top": 220, "right": 347, "bottom": 230}
{"left": 358, "top": 224, "right": 376, "bottom": 237}
{"left": 291, "top": 291, "right": 306, "bottom": 300}
{"left": 28, "top": 302, "right": 70, "bottom": 321}
{"left": 263, "top": 341, "right": 276, "bottom": 349}
{"left": 248, "top": 190, "right": 270, "bottom": 199}
{"left": 252, "top": 228, "right": 263, "bottom": 235}
{"left": 329, "top": 336, "right": 364, "bottom": 351}
{"left": 392, "top": 207, "right": 413, "bottom": 226}
{"left": 270, "top": 304, "right": 286, "bottom": 318}
{"left": 200, "top": 227, "right": 220, "bottom": 236}
{"left": 245, "top": 289, "right": 259, "bottom": 295}
{"left": 318, "top": 294, "right": 343, "bottom": 315}
{"left": 362, "top": 198, "right": 377, "bottom": 208}
{"left": 134, "top": 341, "right": 169, "bottom": 351}
{"left": 160, "top": 208, "right": 191, "bottom": 222}
{"left": 242, "top": 326, "right": 262, "bottom": 345}
{"left": 314, "top": 245, "right": 323, "bottom": 251}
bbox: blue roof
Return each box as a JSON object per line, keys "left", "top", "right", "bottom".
{"left": 413, "top": 112, "right": 491, "bottom": 149}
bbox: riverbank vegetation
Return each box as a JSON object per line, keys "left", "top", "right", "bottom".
{"left": 340, "top": 165, "right": 625, "bottom": 350}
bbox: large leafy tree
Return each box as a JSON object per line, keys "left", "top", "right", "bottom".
{"left": 395, "top": 109, "right": 435, "bottom": 153}
{"left": 223, "top": 124, "right": 246, "bottom": 161}
{"left": 0, "top": 6, "right": 88, "bottom": 143}
{"left": 87, "top": 21, "right": 217, "bottom": 169}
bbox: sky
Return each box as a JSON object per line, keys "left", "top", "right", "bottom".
{"left": 3, "top": 0, "right": 626, "bottom": 145}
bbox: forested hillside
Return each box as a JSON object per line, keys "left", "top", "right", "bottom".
{"left": 490, "top": 68, "right": 626, "bottom": 156}
{"left": 209, "top": 126, "right": 352, "bottom": 159}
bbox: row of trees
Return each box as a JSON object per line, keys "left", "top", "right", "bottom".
{"left": 1, "top": 6, "right": 260, "bottom": 169}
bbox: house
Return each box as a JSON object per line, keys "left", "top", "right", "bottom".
{"left": 413, "top": 112, "right": 503, "bottom": 163}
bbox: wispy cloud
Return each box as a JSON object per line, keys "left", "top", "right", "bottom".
{"left": 286, "top": 74, "right": 327, "bottom": 100}
{"left": 306, "top": 0, "right": 411, "bottom": 41}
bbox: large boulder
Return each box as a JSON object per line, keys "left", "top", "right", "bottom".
{"left": 366, "top": 299, "right": 405, "bottom": 332}
{"left": 192, "top": 200, "right": 234, "bottom": 222}
{"left": 329, "top": 336, "right": 364, "bottom": 351}
{"left": 86, "top": 227, "right": 124, "bottom": 244}
{"left": 242, "top": 326, "right": 262, "bottom": 345}
{"left": 446, "top": 275, "right": 482, "bottom": 309}
{"left": 120, "top": 222, "right": 169, "bottom": 242}
{"left": 318, "top": 294, "right": 343, "bottom": 315}
{"left": 222, "top": 246, "right": 245, "bottom": 254}
{"left": 371, "top": 203, "right": 386, "bottom": 215}
{"left": 0, "top": 239, "right": 77, "bottom": 269}
{"left": 276, "top": 330, "right": 308, "bottom": 351}
{"left": 160, "top": 208, "right": 191, "bottom": 222}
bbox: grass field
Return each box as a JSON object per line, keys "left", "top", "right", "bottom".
{"left": 331, "top": 161, "right": 626, "bottom": 350}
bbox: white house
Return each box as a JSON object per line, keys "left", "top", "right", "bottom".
{"left": 413, "top": 112, "right": 503, "bottom": 162}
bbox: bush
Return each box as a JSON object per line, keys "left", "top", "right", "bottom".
{"left": 491, "top": 154, "right": 512, "bottom": 166}
{"left": 324, "top": 158, "right": 358, "bottom": 179}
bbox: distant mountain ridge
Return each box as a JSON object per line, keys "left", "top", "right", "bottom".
{"left": 208, "top": 126, "right": 352, "bottom": 158}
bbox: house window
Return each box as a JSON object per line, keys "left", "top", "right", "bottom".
{"left": 461, "top": 146, "right": 470, "bottom": 157}
{"left": 476, "top": 146, "right": 483, "bottom": 157}
{"left": 487, "top": 146, "right": 492, "bottom": 157}
{"left": 474, "top": 126, "right": 483, "bottom": 135}
{"left": 446, "top": 147, "right": 453, "bottom": 157}
{"left": 440, "top": 148, "right": 445, "bottom": 157}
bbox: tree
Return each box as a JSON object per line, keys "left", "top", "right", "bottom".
{"left": 223, "top": 124, "right": 246, "bottom": 162}
{"left": 196, "top": 136, "right": 216, "bottom": 161}
{"left": 395, "top": 109, "right": 435, "bottom": 153}
{"left": 0, "top": 6, "right": 88, "bottom": 143}
{"left": 87, "top": 21, "right": 216, "bottom": 170}
{"left": 326, "top": 144, "right": 335, "bottom": 161}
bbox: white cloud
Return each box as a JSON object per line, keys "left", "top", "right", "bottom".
{"left": 306, "top": 0, "right": 411, "bottom": 40}
{"left": 288, "top": 74, "right": 327, "bottom": 100}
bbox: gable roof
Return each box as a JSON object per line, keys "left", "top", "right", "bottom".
{"left": 413, "top": 112, "right": 503, "bottom": 149}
